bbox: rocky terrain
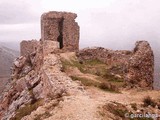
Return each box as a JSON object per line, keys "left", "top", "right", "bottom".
{"left": 0, "top": 45, "right": 19, "bottom": 93}
{"left": 78, "top": 41, "right": 154, "bottom": 89}
{"left": 0, "top": 11, "right": 159, "bottom": 120}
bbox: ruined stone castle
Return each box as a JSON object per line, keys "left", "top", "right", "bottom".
{"left": 78, "top": 41, "right": 154, "bottom": 89}
{"left": 20, "top": 11, "right": 154, "bottom": 89}
{"left": 0, "top": 11, "right": 154, "bottom": 119}
{"left": 21, "top": 11, "right": 79, "bottom": 58}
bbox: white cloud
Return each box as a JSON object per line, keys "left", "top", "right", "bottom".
{"left": 0, "top": 0, "right": 159, "bottom": 87}
{"left": 0, "top": 0, "right": 160, "bottom": 49}
{"left": 0, "top": 0, "right": 40, "bottom": 24}
{"left": 40, "top": 0, "right": 116, "bottom": 12}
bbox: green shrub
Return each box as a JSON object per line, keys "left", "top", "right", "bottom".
{"left": 143, "top": 96, "right": 156, "bottom": 107}
{"left": 130, "top": 103, "right": 137, "bottom": 111}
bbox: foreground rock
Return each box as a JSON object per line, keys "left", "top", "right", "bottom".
{"left": 0, "top": 44, "right": 84, "bottom": 120}
{"left": 0, "top": 11, "right": 81, "bottom": 120}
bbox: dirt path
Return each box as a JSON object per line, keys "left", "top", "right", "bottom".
{"left": 86, "top": 87, "right": 160, "bottom": 105}
{"left": 23, "top": 85, "right": 160, "bottom": 120}
{"left": 65, "top": 58, "right": 160, "bottom": 106}
{"left": 27, "top": 87, "right": 160, "bottom": 120}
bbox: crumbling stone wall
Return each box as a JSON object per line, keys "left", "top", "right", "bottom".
{"left": 41, "top": 11, "right": 79, "bottom": 52}
{"left": 20, "top": 40, "right": 39, "bottom": 57}
{"left": 20, "top": 11, "right": 79, "bottom": 59}
{"left": 77, "top": 47, "right": 132, "bottom": 67}
{"left": 78, "top": 41, "right": 154, "bottom": 89}
{"left": 126, "top": 41, "right": 154, "bottom": 89}
{"left": 19, "top": 11, "right": 154, "bottom": 90}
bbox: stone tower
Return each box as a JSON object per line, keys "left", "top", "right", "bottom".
{"left": 41, "top": 11, "right": 80, "bottom": 52}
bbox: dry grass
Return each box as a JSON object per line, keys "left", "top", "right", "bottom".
{"left": 70, "top": 75, "right": 120, "bottom": 93}
{"left": 34, "top": 99, "right": 62, "bottom": 120}
{"left": 70, "top": 76, "right": 99, "bottom": 87}
{"left": 10, "top": 99, "right": 44, "bottom": 120}
{"left": 102, "top": 102, "right": 129, "bottom": 119}
{"left": 61, "top": 57, "right": 125, "bottom": 92}
{"left": 61, "top": 58, "right": 106, "bottom": 74}
{"left": 99, "top": 82, "right": 120, "bottom": 93}
{"left": 102, "top": 102, "right": 154, "bottom": 120}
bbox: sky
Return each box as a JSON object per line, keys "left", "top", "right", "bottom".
{"left": 0, "top": 0, "right": 160, "bottom": 49}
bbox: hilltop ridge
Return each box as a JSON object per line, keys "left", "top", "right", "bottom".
{"left": 0, "top": 45, "right": 19, "bottom": 94}
{"left": 0, "top": 11, "right": 159, "bottom": 120}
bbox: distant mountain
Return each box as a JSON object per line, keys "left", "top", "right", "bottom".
{"left": 154, "top": 53, "right": 160, "bottom": 89}
{"left": 150, "top": 41, "right": 160, "bottom": 89}
{"left": 0, "top": 45, "right": 19, "bottom": 93}
{"left": 0, "top": 41, "right": 20, "bottom": 51}
{"left": 0, "top": 45, "right": 19, "bottom": 76}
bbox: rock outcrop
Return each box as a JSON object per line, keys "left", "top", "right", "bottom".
{"left": 20, "top": 40, "right": 39, "bottom": 58}
{"left": 78, "top": 41, "right": 154, "bottom": 89}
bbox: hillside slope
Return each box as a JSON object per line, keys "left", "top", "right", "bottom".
{"left": 0, "top": 45, "right": 19, "bottom": 93}
{"left": 151, "top": 41, "right": 160, "bottom": 89}
{"left": 0, "top": 50, "right": 160, "bottom": 120}
{"left": 0, "top": 45, "right": 19, "bottom": 75}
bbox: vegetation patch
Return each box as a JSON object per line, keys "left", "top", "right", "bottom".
{"left": 130, "top": 103, "right": 137, "bottom": 111}
{"left": 34, "top": 111, "right": 52, "bottom": 120}
{"left": 102, "top": 72, "right": 124, "bottom": 83}
{"left": 84, "top": 59, "right": 104, "bottom": 65}
{"left": 34, "top": 98, "right": 62, "bottom": 120}
{"left": 10, "top": 99, "right": 44, "bottom": 120}
{"left": 101, "top": 102, "right": 154, "bottom": 120}
{"left": 103, "top": 102, "right": 129, "bottom": 119}
{"left": 70, "top": 76, "right": 99, "bottom": 87}
{"left": 61, "top": 59, "right": 85, "bottom": 73}
{"left": 61, "top": 57, "right": 125, "bottom": 92}
{"left": 61, "top": 58, "right": 107, "bottom": 74}
{"left": 70, "top": 75, "right": 120, "bottom": 93}
{"left": 98, "top": 82, "right": 120, "bottom": 93}
{"left": 143, "top": 96, "right": 156, "bottom": 107}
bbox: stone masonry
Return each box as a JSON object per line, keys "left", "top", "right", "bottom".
{"left": 126, "top": 41, "right": 154, "bottom": 89}
{"left": 20, "top": 11, "right": 80, "bottom": 57}
{"left": 78, "top": 41, "right": 154, "bottom": 89}
{"left": 18, "top": 11, "right": 154, "bottom": 90}
{"left": 20, "top": 40, "right": 39, "bottom": 58}
{"left": 0, "top": 11, "right": 155, "bottom": 119}
{"left": 41, "top": 11, "right": 79, "bottom": 52}
{"left": 0, "top": 12, "right": 80, "bottom": 119}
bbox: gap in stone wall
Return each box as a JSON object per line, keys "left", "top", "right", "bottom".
{"left": 58, "top": 18, "right": 64, "bottom": 49}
